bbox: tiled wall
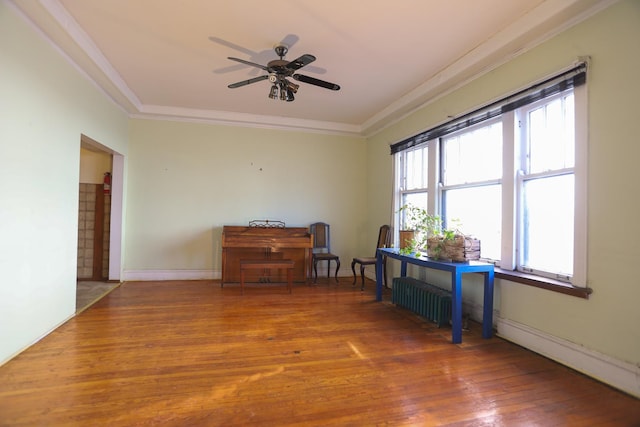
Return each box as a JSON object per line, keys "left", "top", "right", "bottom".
{"left": 77, "top": 184, "right": 110, "bottom": 280}
{"left": 77, "top": 184, "right": 95, "bottom": 279}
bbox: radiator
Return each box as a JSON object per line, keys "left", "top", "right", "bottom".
{"left": 392, "top": 277, "right": 452, "bottom": 328}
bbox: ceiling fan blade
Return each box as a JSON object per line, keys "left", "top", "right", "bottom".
{"left": 228, "top": 75, "right": 269, "bottom": 88}
{"left": 209, "top": 37, "right": 255, "bottom": 56}
{"left": 293, "top": 74, "right": 340, "bottom": 91}
{"left": 227, "top": 57, "right": 268, "bottom": 71}
{"left": 285, "top": 54, "right": 316, "bottom": 71}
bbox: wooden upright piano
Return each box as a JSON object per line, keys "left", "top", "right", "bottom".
{"left": 221, "top": 225, "right": 313, "bottom": 284}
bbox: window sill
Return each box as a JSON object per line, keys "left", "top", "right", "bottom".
{"left": 494, "top": 268, "right": 592, "bottom": 299}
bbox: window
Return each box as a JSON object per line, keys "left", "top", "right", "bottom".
{"left": 518, "top": 93, "right": 576, "bottom": 279}
{"left": 441, "top": 120, "right": 503, "bottom": 261}
{"left": 391, "top": 64, "right": 587, "bottom": 287}
{"left": 396, "top": 145, "right": 429, "bottom": 230}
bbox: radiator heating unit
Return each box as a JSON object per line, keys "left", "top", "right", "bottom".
{"left": 392, "top": 277, "right": 452, "bottom": 328}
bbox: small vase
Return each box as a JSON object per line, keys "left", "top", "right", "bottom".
{"left": 399, "top": 230, "right": 415, "bottom": 251}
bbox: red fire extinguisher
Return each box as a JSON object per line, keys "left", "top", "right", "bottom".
{"left": 103, "top": 172, "right": 111, "bottom": 195}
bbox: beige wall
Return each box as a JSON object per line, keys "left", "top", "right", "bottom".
{"left": 80, "top": 148, "right": 112, "bottom": 184}
{"left": 0, "top": 2, "right": 129, "bottom": 364}
{"left": 367, "top": 1, "right": 640, "bottom": 370}
{"left": 125, "top": 119, "right": 366, "bottom": 274}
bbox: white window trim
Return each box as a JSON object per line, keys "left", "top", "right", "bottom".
{"left": 427, "top": 139, "right": 440, "bottom": 218}
{"left": 501, "top": 111, "right": 517, "bottom": 270}
{"left": 392, "top": 82, "right": 587, "bottom": 288}
{"left": 572, "top": 82, "right": 588, "bottom": 287}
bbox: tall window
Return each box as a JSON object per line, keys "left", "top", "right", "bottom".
{"left": 397, "top": 146, "right": 428, "bottom": 229}
{"left": 391, "top": 64, "right": 587, "bottom": 286}
{"left": 518, "top": 92, "right": 575, "bottom": 279}
{"left": 441, "top": 120, "right": 503, "bottom": 261}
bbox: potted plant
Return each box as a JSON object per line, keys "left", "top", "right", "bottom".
{"left": 398, "top": 204, "right": 481, "bottom": 261}
{"left": 397, "top": 204, "right": 443, "bottom": 256}
{"left": 426, "top": 217, "right": 481, "bottom": 261}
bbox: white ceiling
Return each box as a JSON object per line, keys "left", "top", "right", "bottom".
{"left": 12, "top": 0, "right": 613, "bottom": 136}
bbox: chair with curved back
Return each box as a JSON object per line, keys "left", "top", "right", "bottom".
{"left": 351, "top": 225, "right": 391, "bottom": 290}
{"left": 309, "top": 222, "right": 340, "bottom": 283}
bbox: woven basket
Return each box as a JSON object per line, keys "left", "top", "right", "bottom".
{"left": 426, "top": 235, "right": 480, "bottom": 262}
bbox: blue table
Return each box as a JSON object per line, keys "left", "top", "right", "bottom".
{"left": 376, "top": 248, "right": 495, "bottom": 344}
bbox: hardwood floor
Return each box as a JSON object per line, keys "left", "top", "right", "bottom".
{"left": 1, "top": 279, "right": 638, "bottom": 426}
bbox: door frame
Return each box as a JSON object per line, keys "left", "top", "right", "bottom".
{"left": 80, "top": 134, "right": 124, "bottom": 282}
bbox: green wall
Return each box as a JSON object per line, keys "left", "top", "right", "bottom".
{"left": 366, "top": 1, "right": 640, "bottom": 367}
{"left": 125, "top": 119, "right": 366, "bottom": 274}
{"left": 0, "top": 2, "right": 129, "bottom": 364}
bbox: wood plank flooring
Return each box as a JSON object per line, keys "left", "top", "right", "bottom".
{"left": 1, "top": 279, "right": 638, "bottom": 426}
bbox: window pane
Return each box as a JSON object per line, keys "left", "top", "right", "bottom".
{"left": 522, "top": 174, "right": 574, "bottom": 275}
{"left": 528, "top": 94, "right": 574, "bottom": 173}
{"left": 402, "top": 192, "right": 428, "bottom": 209}
{"left": 443, "top": 122, "right": 502, "bottom": 185}
{"left": 400, "top": 192, "right": 428, "bottom": 230}
{"left": 405, "top": 146, "right": 428, "bottom": 190}
{"left": 444, "top": 185, "right": 501, "bottom": 260}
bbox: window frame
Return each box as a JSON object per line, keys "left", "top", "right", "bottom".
{"left": 514, "top": 91, "right": 577, "bottom": 281}
{"left": 439, "top": 117, "right": 504, "bottom": 262}
{"left": 395, "top": 145, "right": 430, "bottom": 236}
{"left": 392, "top": 77, "right": 588, "bottom": 290}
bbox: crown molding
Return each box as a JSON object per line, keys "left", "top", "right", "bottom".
{"left": 361, "top": 0, "right": 620, "bottom": 137}
{"left": 132, "top": 105, "right": 363, "bottom": 136}
{"left": 12, "top": 0, "right": 618, "bottom": 138}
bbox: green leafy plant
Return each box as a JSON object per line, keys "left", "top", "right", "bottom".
{"left": 397, "top": 204, "right": 445, "bottom": 256}
{"left": 398, "top": 204, "right": 466, "bottom": 259}
{"left": 426, "top": 217, "right": 469, "bottom": 260}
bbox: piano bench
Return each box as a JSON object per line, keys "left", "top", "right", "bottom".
{"left": 239, "top": 259, "right": 295, "bottom": 295}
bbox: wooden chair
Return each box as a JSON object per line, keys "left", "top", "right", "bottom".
{"left": 309, "top": 222, "right": 340, "bottom": 283}
{"left": 351, "top": 225, "right": 391, "bottom": 290}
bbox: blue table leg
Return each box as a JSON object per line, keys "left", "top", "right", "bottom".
{"left": 451, "top": 271, "right": 463, "bottom": 344}
{"left": 375, "top": 250, "right": 383, "bottom": 301}
{"left": 400, "top": 260, "right": 407, "bottom": 277}
{"left": 482, "top": 270, "right": 494, "bottom": 339}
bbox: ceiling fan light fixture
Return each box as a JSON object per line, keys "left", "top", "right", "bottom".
{"left": 285, "top": 90, "right": 295, "bottom": 102}
{"left": 268, "top": 84, "right": 278, "bottom": 99}
{"left": 279, "top": 85, "right": 287, "bottom": 101}
{"left": 285, "top": 80, "right": 299, "bottom": 94}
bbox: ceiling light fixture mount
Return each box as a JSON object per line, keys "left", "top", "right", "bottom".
{"left": 274, "top": 44, "right": 288, "bottom": 59}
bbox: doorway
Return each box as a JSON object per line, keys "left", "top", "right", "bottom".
{"left": 77, "top": 181, "right": 110, "bottom": 281}
{"left": 77, "top": 134, "right": 124, "bottom": 312}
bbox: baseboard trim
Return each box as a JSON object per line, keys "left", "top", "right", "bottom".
{"left": 123, "top": 269, "right": 219, "bottom": 281}
{"left": 124, "top": 269, "right": 359, "bottom": 282}
{"left": 497, "top": 318, "right": 640, "bottom": 398}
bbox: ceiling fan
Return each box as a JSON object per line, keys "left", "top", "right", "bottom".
{"left": 226, "top": 44, "right": 340, "bottom": 102}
